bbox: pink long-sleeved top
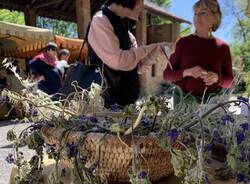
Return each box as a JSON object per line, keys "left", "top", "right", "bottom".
{"left": 88, "top": 11, "right": 159, "bottom": 71}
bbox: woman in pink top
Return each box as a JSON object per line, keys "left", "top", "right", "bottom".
{"left": 163, "top": 0, "right": 233, "bottom": 104}
{"left": 87, "top": 0, "right": 166, "bottom": 107}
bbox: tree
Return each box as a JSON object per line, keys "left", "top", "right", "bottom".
{"left": 148, "top": 0, "right": 172, "bottom": 25}
{"left": 0, "top": 8, "right": 77, "bottom": 38}
{"left": 0, "top": 9, "right": 24, "bottom": 25}
{"left": 37, "top": 17, "right": 77, "bottom": 38}
{"left": 148, "top": 0, "right": 171, "bottom": 7}
{"left": 221, "top": 0, "right": 250, "bottom": 93}
{"left": 229, "top": 0, "right": 250, "bottom": 69}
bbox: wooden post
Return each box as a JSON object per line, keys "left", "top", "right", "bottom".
{"left": 24, "top": 7, "right": 37, "bottom": 26}
{"left": 136, "top": 9, "right": 147, "bottom": 46}
{"left": 247, "top": 0, "right": 250, "bottom": 17}
{"left": 171, "top": 22, "right": 180, "bottom": 42}
{"left": 136, "top": 10, "right": 148, "bottom": 95}
{"left": 76, "top": 0, "right": 91, "bottom": 39}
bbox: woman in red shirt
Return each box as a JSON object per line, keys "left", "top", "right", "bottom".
{"left": 163, "top": 0, "right": 233, "bottom": 104}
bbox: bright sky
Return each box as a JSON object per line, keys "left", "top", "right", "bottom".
{"left": 168, "top": 0, "right": 235, "bottom": 43}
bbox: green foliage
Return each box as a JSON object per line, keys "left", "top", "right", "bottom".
{"left": 231, "top": 41, "right": 250, "bottom": 71}
{"left": 7, "top": 129, "right": 17, "bottom": 141}
{"left": 179, "top": 25, "right": 192, "bottom": 37}
{"left": 0, "top": 9, "right": 24, "bottom": 25}
{"left": 243, "top": 71, "right": 250, "bottom": 96}
{"left": 37, "top": 17, "right": 77, "bottom": 38}
{"left": 147, "top": 0, "right": 172, "bottom": 25}
{"left": 228, "top": 0, "right": 250, "bottom": 94}
{"left": 231, "top": 40, "right": 250, "bottom": 94}
{"left": 148, "top": 0, "right": 171, "bottom": 7}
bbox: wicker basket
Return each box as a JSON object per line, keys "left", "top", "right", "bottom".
{"left": 42, "top": 126, "right": 174, "bottom": 183}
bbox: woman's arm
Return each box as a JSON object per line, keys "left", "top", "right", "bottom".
{"left": 88, "top": 12, "right": 159, "bottom": 71}
{"left": 217, "top": 45, "right": 234, "bottom": 88}
{"left": 163, "top": 38, "right": 185, "bottom": 82}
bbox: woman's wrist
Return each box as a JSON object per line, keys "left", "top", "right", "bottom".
{"left": 183, "top": 69, "right": 188, "bottom": 78}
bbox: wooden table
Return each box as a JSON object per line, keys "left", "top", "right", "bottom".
{"left": 9, "top": 157, "right": 236, "bottom": 184}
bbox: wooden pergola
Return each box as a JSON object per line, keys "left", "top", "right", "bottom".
{"left": 247, "top": 0, "right": 250, "bottom": 17}
{"left": 0, "top": 0, "right": 190, "bottom": 44}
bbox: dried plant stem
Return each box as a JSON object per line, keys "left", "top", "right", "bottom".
{"left": 184, "top": 99, "right": 250, "bottom": 130}
{"left": 5, "top": 89, "right": 77, "bottom": 118}
{"left": 117, "top": 132, "right": 132, "bottom": 150}
{"left": 124, "top": 106, "right": 147, "bottom": 135}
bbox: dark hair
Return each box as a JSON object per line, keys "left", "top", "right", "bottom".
{"left": 108, "top": 0, "right": 137, "bottom": 9}
{"left": 59, "top": 49, "right": 70, "bottom": 58}
{"left": 46, "top": 42, "right": 58, "bottom": 51}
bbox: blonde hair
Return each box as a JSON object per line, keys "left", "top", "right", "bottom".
{"left": 193, "top": 0, "right": 222, "bottom": 32}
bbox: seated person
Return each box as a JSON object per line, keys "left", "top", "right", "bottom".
{"left": 56, "top": 49, "right": 70, "bottom": 82}
{"left": 29, "top": 42, "right": 61, "bottom": 95}
{"left": 163, "top": 0, "right": 233, "bottom": 105}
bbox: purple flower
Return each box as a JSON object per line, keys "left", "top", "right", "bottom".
{"left": 89, "top": 116, "right": 97, "bottom": 123}
{"left": 30, "top": 123, "right": 43, "bottom": 131}
{"left": 204, "top": 175, "right": 211, "bottom": 184}
{"left": 240, "top": 152, "right": 247, "bottom": 162}
{"left": 110, "top": 103, "right": 121, "bottom": 112}
{"left": 5, "top": 153, "right": 16, "bottom": 164}
{"left": 87, "top": 161, "right": 98, "bottom": 175}
{"left": 221, "top": 115, "right": 234, "bottom": 125}
{"left": 182, "top": 137, "right": 190, "bottom": 145}
{"left": 237, "top": 96, "right": 249, "bottom": 103}
{"left": 247, "top": 153, "right": 250, "bottom": 162}
{"left": 236, "top": 173, "right": 247, "bottom": 183}
{"left": 46, "top": 144, "right": 56, "bottom": 155}
{"left": 204, "top": 144, "right": 213, "bottom": 152}
{"left": 79, "top": 116, "right": 97, "bottom": 123}
{"left": 66, "top": 142, "right": 77, "bottom": 158}
{"left": 47, "top": 123, "right": 55, "bottom": 128}
{"left": 236, "top": 131, "right": 245, "bottom": 145}
{"left": 141, "top": 117, "right": 151, "bottom": 126}
{"left": 27, "top": 107, "right": 38, "bottom": 116}
{"left": 138, "top": 171, "right": 147, "bottom": 179}
{"left": 167, "top": 129, "right": 179, "bottom": 143}
{"left": 0, "top": 96, "right": 5, "bottom": 103}
{"left": 212, "top": 129, "right": 222, "bottom": 142}
{"left": 204, "top": 128, "right": 210, "bottom": 134}
{"left": 80, "top": 156, "right": 88, "bottom": 164}
{"left": 240, "top": 123, "right": 249, "bottom": 132}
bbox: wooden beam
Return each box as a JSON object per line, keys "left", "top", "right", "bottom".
{"left": 136, "top": 9, "right": 147, "bottom": 45}
{"left": 32, "top": 0, "right": 64, "bottom": 9}
{"left": 0, "top": 0, "right": 24, "bottom": 11}
{"left": 24, "top": 7, "right": 37, "bottom": 26}
{"left": 61, "top": 0, "right": 72, "bottom": 12}
{"left": 136, "top": 10, "right": 148, "bottom": 96}
{"left": 76, "top": 0, "right": 91, "bottom": 39}
{"left": 37, "top": 10, "right": 75, "bottom": 22}
{"left": 30, "top": 0, "right": 37, "bottom": 6}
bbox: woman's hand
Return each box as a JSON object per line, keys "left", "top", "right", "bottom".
{"left": 183, "top": 66, "right": 207, "bottom": 79}
{"left": 201, "top": 71, "right": 219, "bottom": 86}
